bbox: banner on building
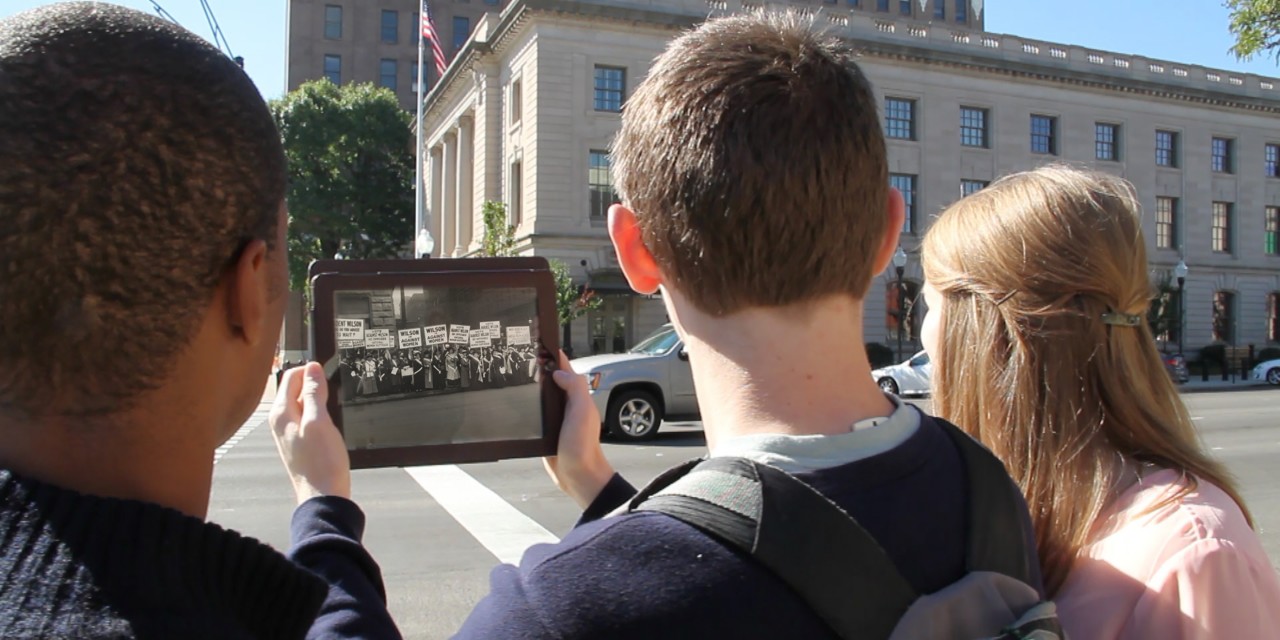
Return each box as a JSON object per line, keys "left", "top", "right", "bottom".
{"left": 336, "top": 319, "right": 365, "bottom": 349}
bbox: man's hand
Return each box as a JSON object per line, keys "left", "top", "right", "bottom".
{"left": 543, "top": 351, "right": 615, "bottom": 510}
{"left": 270, "top": 362, "right": 352, "bottom": 505}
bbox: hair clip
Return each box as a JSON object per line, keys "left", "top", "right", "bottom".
{"left": 1101, "top": 312, "right": 1142, "bottom": 327}
{"left": 994, "top": 290, "right": 1018, "bottom": 306}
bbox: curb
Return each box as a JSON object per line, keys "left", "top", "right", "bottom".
{"left": 1179, "top": 382, "right": 1274, "bottom": 394}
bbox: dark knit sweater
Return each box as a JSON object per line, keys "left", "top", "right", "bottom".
{"left": 0, "top": 470, "right": 399, "bottom": 640}
{"left": 456, "top": 414, "right": 1043, "bottom": 639}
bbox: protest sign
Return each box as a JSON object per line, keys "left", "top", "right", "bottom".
{"left": 480, "top": 321, "right": 501, "bottom": 339}
{"left": 365, "top": 329, "right": 395, "bottom": 349}
{"left": 507, "top": 326, "right": 532, "bottom": 346}
{"left": 449, "top": 324, "right": 470, "bottom": 345}
{"left": 398, "top": 328, "right": 423, "bottom": 349}
{"left": 424, "top": 325, "right": 448, "bottom": 345}
{"left": 336, "top": 319, "right": 365, "bottom": 349}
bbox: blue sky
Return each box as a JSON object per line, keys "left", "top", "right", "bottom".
{"left": 4, "top": 0, "right": 1278, "bottom": 98}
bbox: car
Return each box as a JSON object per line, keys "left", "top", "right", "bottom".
{"left": 1251, "top": 358, "right": 1280, "bottom": 385}
{"left": 871, "top": 351, "right": 932, "bottom": 397}
{"left": 570, "top": 324, "right": 698, "bottom": 441}
{"left": 1163, "top": 353, "right": 1190, "bottom": 384}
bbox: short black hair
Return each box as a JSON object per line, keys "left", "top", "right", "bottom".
{"left": 0, "top": 2, "right": 285, "bottom": 418}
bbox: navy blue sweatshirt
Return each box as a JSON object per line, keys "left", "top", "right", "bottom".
{"left": 0, "top": 469, "right": 400, "bottom": 640}
{"left": 455, "top": 415, "right": 1042, "bottom": 639}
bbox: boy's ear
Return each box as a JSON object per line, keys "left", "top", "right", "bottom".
{"left": 871, "top": 188, "right": 907, "bottom": 274}
{"left": 607, "top": 204, "right": 663, "bottom": 295}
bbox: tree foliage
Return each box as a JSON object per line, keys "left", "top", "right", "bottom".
{"left": 271, "top": 80, "right": 415, "bottom": 289}
{"left": 477, "top": 201, "right": 601, "bottom": 325}
{"left": 1227, "top": 0, "right": 1280, "bottom": 62}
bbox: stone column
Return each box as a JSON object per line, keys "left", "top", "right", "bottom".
{"left": 455, "top": 115, "right": 474, "bottom": 256}
{"left": 428, "top": 145, "right": 444, "bottom": 257}
{"left": 442, "top": 130, "right": 458, "bottom": 257}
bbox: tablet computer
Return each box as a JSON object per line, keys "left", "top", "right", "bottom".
{"left": 309, "top": 257, "right": 564, "bottom": 469}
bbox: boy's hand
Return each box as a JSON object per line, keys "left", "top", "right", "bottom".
{"left": 270, "top": 362, "right": 352, "bottom": 505}
{"left": 543, "top": 351, "right": 615, "bottom": 509}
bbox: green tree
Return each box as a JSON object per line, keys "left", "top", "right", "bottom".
{"left": 1227, "top": 0, "right": 1280, "bottom": 62}
{"left": 271, "top": 80, "right": 415, "bottom": 289}
{"left": 476, "top": 200, "right": 601, "bottom": 330}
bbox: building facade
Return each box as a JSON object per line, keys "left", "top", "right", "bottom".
{"left": 287, "top": 0, "right": 507, "bottom": 111}
{"left": 418, "top": 0, "right": 1280, "bottom": 360}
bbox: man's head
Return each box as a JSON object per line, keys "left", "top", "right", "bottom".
{"left": 609, "top": 12, "right": 901, "bottom": 318}
{"left": 0, "top": 3, "right": 286, "bottom": 422}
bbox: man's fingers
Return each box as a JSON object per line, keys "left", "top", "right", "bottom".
{"left": 299, "top": 362, "right": 328, "bottom": 423}
{"left": 270, "top": 365, "right": 307, "bottom": 430}
{"left": 552, "top": 369, "right": 588, "bottom": 395}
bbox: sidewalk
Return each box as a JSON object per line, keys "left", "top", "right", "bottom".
{"left": 1179, "top": 376, "right": 1273, "bottom": 393}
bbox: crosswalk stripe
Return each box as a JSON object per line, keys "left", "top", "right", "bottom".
{"left": 405, "top": 465, "right": 561, "bottom": 565}
{"left": 214, "top": 405, "right": 270, "bottom": 465}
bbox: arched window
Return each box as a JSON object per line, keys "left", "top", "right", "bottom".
{"left": 1212, "top": 291, "right": 1235, "bottom": 344}
{"left": 886, "top": 280, "right": 922, "bottom": 343}
{"left": 1268, "top": 292, "right": 1279, "bottom": 343}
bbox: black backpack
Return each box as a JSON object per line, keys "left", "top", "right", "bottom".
{"left": 617, "top": 421, "right": 1065, "bottom": 640}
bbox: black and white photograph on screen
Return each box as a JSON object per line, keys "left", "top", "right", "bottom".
{"left": 333, "top": 286, "right": 543, "bottom": 451}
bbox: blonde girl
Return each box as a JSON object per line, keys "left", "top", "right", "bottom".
{"left": 919, "top": 166, "right": 1280, "bottom": 639}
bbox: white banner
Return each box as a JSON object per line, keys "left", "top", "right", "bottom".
{"left": 424, "top": 325, "right": 448, "bottom": 345}
{"left": 480, "top": 321, "right": 501, "bottom": 339}
{"left": 449, "top": 324, "right": 470, "bottom": 345}
{"left": 398, "top": 328, "right": 423, "bottom": 349}
{"left": 506, "top": 326, "right": 532, "bottom": 346}
{"left": 336, "top": 319, "right": 365, "bottom": 349}
{"left": 365, "top": 329, "right": 395, "bottom": 350}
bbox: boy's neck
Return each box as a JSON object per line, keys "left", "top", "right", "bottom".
{"left": 680, "top": 297, "right": 895, "bottom": 450}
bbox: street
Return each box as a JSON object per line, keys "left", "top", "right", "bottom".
{"left": 208, "top": 387, "right": 1280, "bottom": 639}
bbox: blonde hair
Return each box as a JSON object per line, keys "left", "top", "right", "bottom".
{"left": 921, "top": 166, "right": 1251, "bottom": 597}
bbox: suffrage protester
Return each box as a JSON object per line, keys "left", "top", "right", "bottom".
{"left": 920, "top": 166, "right": 1280, "bottom": 639}
{"left": 0, "top": 3, "right": 398, "bottom": 638}
{"left": 287, "top": 12, "right": 1046, "bottom": 639}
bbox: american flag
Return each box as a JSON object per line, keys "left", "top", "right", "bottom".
{"left": 421, "top": 0, "right": 446, "bottom": 77}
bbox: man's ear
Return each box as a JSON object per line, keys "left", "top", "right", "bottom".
{"left": 225, "top": 239, "right": 271, "bottom": 346}
{"left": 607, "top": 204, "right": 663, "bottom": 295}
{"left": 871, "top": 188, "right": 907, "bottom": 274}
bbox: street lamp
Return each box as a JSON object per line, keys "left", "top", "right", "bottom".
{"left": 416, "top": 228, "right": 435, "bottom": 259}
{"left": 1174, "top": 258, "right": 1188, "bottom": 357}
{"left": 892, "top": 246, "right": 908, "bottom": 363}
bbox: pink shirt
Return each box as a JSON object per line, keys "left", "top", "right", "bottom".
{"left": 1055, "top": 469, "right": 1280, "bottom": 639}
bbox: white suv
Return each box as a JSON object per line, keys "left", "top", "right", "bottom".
{"left": 570, "top": 325, "right": 698, "bottom": 441}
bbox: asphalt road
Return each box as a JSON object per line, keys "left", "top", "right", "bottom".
{"left": 208, "top": 387, "right": 1280, "bottom": 639}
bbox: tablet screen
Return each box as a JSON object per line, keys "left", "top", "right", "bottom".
{"left": 332, "top": 285, "right": 543, "bottom": 451}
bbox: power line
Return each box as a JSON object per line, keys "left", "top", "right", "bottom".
{"left": 198, "top": 0, "right": 235, "bottom": 59}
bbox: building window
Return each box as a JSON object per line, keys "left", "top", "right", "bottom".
{"left": 593, "top": 66, "right": 625, "bottom": 112}
{"left": 849, "top": 0, "right": 861, "bottom": 5}
{"left": 410, "top": 62, "right": 419, "bottom": 92}
{"left": 1155, "top": 197, "right": 1178, "bottom": 250}
{"left": 1267, "top": 143, "right": 1279, "bottom": 178}
{"left": 410, "top": 13, "right": 418, "bottom": 45}
{"left": 1095, "top": 123, "right": 1120, "bottom": 161}
{"left": 589, "top": 150, "right": 617, "bottom": 220}
{"left": 1267, "top": 206, "right": 1279, "bottom": 255}
{"left": 381, "top": 10, "right": 398, "bottom": 44}
{"left": 1212, "top": 291, "right": 1235, "bottom": 344}
{"left": 1212, "top": 137, "right": 1234, "bottom": 174}
{"left": 452, "top": 16, "right": 470, "bottom": 51}
{"left": 323, "top": 54, "right": 341, "bottom": 84}
{"left": 484, "top": 0, "right": 500, "bottom": 5}
{"left": 960, "top": 179, "right": 988, "bottom": 198}
{"left": 1031, "top": 115, "right": 1057, "bottom": 155}
{"left": 510, "top": 79, "right": 522, "bottom": 125}
{"left": 324, "top": 4, "right": 342, "bottom": 39}
{"left": 886, "top": 280, "right": 922, "bottom": 343}
{"left": 934, "top": 0, "right": 945, "bottom": 19}
{"left": 877, "top": 0, "right": 889, "bottom": 10}
{"left": 960, "top": 107, "right": 988, "bottom": 148}
{"left": 899, "top": 0, "right": 911, "bottom": 14}
{"left": 1154, "top": 288, "right": 1181, "bottom": 344}
{"left": 955, "top": 0, "right": 967, "bottom": 22}
{"left": 510, "top": 160, "right": 523, "bottom": 226}
{"left": 1269, "top": 293, "right": 1280, "bottom": 343}
{"left": 1155, "top": 130, "right": 1178, "bottom": 168}
{"left": 1212, "top": 202, "right": 1233, "bottom": 253}
{"left": 890, "top": 174, "right": 917, "bottom": 234}
{"left": 379, "top": 59, "right": 397, "bottom": 91}
{"left": 884, "top": 98, "right": 916, "bottom": 141}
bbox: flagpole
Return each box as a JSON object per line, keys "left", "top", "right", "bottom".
{"left": 414, "top": 20, "right": 427, "bottom": 256}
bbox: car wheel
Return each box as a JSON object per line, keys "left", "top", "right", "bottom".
{"left": 878, "top": 377, "right": 899, "bottom": 396}
{"left": 1268, "top": 368, "right": 1280, "bottom": 386}
{"left": 606, "top": 390, "right": 663, "bottom": 441}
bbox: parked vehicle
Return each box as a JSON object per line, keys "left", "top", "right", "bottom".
{"left": 1163, "top": 353, "right": 1190, "bottom": 384}
{"left": 1251, "top": 358, "right": 1280, "bottom": 385}
{"left": 871, "top": 351, "right": 932, "bottom": 397}
{"left": 570, "top": 324, "right": 698, "bottom": 441}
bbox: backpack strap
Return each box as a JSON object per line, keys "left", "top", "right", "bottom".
{"left": 932, "top": 420, "right": 1039, "bottom": 586}
{"left": 632, "top": 456, "right": 918, "bottom": 640}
